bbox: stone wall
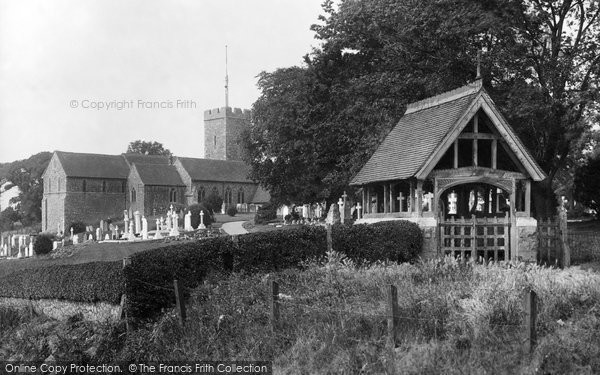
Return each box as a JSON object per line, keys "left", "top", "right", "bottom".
{"left": 190, "top": 181, "right": 258, "bottom": 209}
{"left": 0, "top": 297, "right": 121, "bottom": 322}
{"left": 142, "top": 185, "right": 186, "bottom": 216}
{"left": 64, "top": 178, "right": 127, "bottom": 226}
{"left": 516, "top": 217, "right": 538, "bottom": 262}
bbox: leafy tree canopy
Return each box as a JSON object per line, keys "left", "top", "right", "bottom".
{"left": 126, "top": 140, "right": 172, "bottom": 157}
{"left": 5, "top": 152, "right": 52, "bottom": 226}
{"left": 242, "top": 0, "right": 600, "bottom": 216}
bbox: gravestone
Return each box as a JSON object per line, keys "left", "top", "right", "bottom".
{"left": 199, "top": 210, "right": 206, "bottom": 229}
{"left": 134, "top": 211, "right": 141, "bottom": 234}
{"left": 325, "top": 203, "right": 341, "bottom": 225}
{"left": 128, "top": 224, "right": 135, "bottom": 241}
{"left": 184, "top": 211, "right": 192, "bottom": 231}
{"left": 170, "top": 212, "right": 180, "bottom": 236}
{"left": 96, "top": 228, "right": 101, "bottom": 241}
{"left": 141, "top": 216, "right": 148, "bottom": 240}
{"left": 104, "top": 234, "right": 110, "bottom": 241}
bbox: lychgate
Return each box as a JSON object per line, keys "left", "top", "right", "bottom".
{"left": 350, "top": 79, "right": 546, "bottom": 261}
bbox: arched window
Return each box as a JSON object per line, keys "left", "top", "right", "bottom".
{"left": 131, "top": 188, "right": 136, "bottom": 203}
{"left": 225, "top": 187, "right": 232, "bottom": 205}
{"left": 237, "top": 189, "right": 245, "bottom": 204}
{"left": 102, "top": 181, "right": 107, "bottom": 193}
{"left": 198, "top": 187, "right": 205, "bottom": 202}
{"left": 212, "top": 187, "right": 219, "bottom": 197}
{"left": 214, "top": 135, "right": 217, "bottom": 147}
{"left": 82, "top": 179, "right": 87, "bottom": 192}
{"left": 121, "top": 181, "right": 126, "bottom": 193}
{"left": 170, "top": 188, "right": 177, "bottom": 202}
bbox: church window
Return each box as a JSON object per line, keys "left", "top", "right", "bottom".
{"left": 198, "top": 187, "right": 205, "bottom": 202}
{"left": 237, "top": 189, "right": 245, "bottom": 204}
{"left": 214, "top": 135, "right": 217, "bottom": 147}
{"left": 212, "top": 187, "right": 219, "bottom": 197}
{"left": 102, "top": 181, "right": 107, "bottom": 193}
{"left": 131, "top": 188, "right": 136, "bottom": 203}
{"left": 170, "top": 188, "right": 177, "bottom": 202}
{"left": 121, "top": 181, "right": 126, "bottom": 193}
{"left": 82, "top": 180, "right": 87, "bottom": 192}
{"left": 225, "top": 187, "right": 232, "bottom": 205}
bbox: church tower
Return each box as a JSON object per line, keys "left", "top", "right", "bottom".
{"left": 203, "top": 107, "right": 250, "bottom": 160}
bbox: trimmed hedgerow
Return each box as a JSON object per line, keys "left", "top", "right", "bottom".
{"left": 332, "top": 220, "right": 423, "bottom": 265}
{"left": 124, "top": 237, "right": 236, "bottom": 319}
{"left": 234, "top": 226, "right": 327, "bottom": 272}
{"left": 0, "top": 261, "right": 124, "bottom": 304}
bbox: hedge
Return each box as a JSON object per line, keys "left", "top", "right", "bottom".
{"left": 0, "top": 261, "right": 124, "bottom": 304}
{"left": 124, "top": 220, "right": 423, "bottom": 319}
{"left": 332, "top": 221, "right": 423, "bottom": 265}
{"left": 124, "top": 237, "right": 236, "bottom": 319}
{"left": 234, "top": 226, "right": 327, "bottom": 272}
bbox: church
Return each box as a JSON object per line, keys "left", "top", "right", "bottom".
{"left": 41, "top": 107, "right": 269, "bottom": 233}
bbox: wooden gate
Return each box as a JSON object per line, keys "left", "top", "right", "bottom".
{"left": 439, "top": 213, "right": 511, "bottom": 261}
{"left": 537, "top": 218, "right": 564, "bottom": 267}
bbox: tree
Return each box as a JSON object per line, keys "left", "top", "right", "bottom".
{"left": 126, "top": 140, "right": 172, "bottom": 157}
{"left": 6, "top": 152, "right": 52, "bottom": 226}
{"left": 243, "top": 0, "right": 600, "bottom": 216}
{"left": 201, "top": 192, "right": 223, "bottom": 215}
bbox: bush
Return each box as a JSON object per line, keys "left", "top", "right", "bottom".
{"left": 0, "top": 261, "right": 124, "bottom": 304}
{"left": 202, "top": 192, "right": 223, "bottom": 215}
{"left": 33, "top": 233, "right": 54, "bottom": 255}
{"left": 227, "top": 206, "right": 238, "bottom": 217}
{"left": 255, "top": 202, "right": 277, "bottom": 224}
{"left": 124, "top": 237, "right": 236, "bottom": 319}
{"left": 332, "top": 220, "right": 422, "bottom": 265}
{"left": 186, "top": 204, "right": 213, "bottom": 229}
{"left": 235, "top": 226, "right": 327, "bottom": 272}
{"left": 69, "top": 221, "right": 86, "bottom": 235}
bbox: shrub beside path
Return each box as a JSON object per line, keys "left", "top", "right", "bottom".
{"left": 221, "top": 221, "right": 249, "bottom": 235}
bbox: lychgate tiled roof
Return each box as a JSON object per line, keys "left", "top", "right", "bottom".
{"left": 133, "top": 163, "right": 185, "bottom": 186}
{"left": 55, "top": 151, "right": 130, "bottom": 179}
{"left": 350, "top": 82, "right": 481, "bottom": 185}
{"left": 176, "top": 157, "right": 252, "bottom": 183}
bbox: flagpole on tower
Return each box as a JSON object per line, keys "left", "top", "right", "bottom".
{"left": 225, "top": 45, "right": 229, "bottom": 109}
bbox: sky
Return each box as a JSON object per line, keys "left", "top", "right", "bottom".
{"left": 0, "top": 0, "right": 326, "bottom": 163}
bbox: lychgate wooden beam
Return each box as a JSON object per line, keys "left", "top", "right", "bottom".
{"left": 417, "top": 180, "right": 423, "bottom": 216}
{"left": 492, "top": 139, "right": 497, "bottom": 169}
{"left": 453, "top": 140, "right": 459, "bottom": 169}
{"left": 383, "top": 184, "right": 389, "bottom": 214}
{"left": 473, "top": 113, "right": 478, "bottom": 167}
{"left": 389, "top": 183, "right": 394, "bottom": 213}
{"left": 525, "top": 180, "right": 531, "bottom": 217}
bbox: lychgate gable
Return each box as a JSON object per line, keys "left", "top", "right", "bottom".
{"left": 350, "top": 79, "right": 547, "bottom": 263}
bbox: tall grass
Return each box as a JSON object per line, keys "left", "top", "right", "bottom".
{"left": 113, "top": 255, "right": 600, "bottom": 373}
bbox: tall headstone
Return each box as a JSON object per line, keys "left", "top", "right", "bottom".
{"left": 170, "top": 212, "right": 180, "bottom": 236}
{"left": 73, "top": 234, "right": 79, "bottom": 245}
{"left": 104, "top": 234, "right": 110, "bottom": 241}
{"left": 124, "top": 217, "right": 129, "bottom": 235}
{"left": 184, "top": 211, "right": 192, "bottom": 231}
{"left": 70, "top": 227, "right": 74, "bottom": 240}
{"left": 325, "top": 203, "right": 341, "bottom": 225}
{"left": 128, "top": 224, "right": 135, "bottom": 241}
{"left": 96, "top": 228, "right": 101, "bottom": 241}
{"left": 134, "top": 211, "right": 141, "bottom": 234}
{"left": 141, "top": 216, "right": 148, "bottom": 240}
{"left": 28, "top": 241, "right": 33, "bottom": 257}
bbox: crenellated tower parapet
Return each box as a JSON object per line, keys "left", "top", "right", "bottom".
{"left": 204, "top": 106, "right": 251, "bottom": 161}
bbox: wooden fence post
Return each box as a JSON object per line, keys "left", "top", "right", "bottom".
{"left": 387, "top": 284, "right": 399, "bottom": 348}
{"left": 326, "top": 224, "right": 333, "bottom": 252}
{"left": 271, "top": 280, "right": 280, "bottom": 333}
{"left": 523, "top": 289, "right": 537, "bottom": 354}
{"left": 174, "top": 279, "right": 186, "bottom": 326}
{"left": 559, "top": 208, "right": 570, "bottom": 268}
